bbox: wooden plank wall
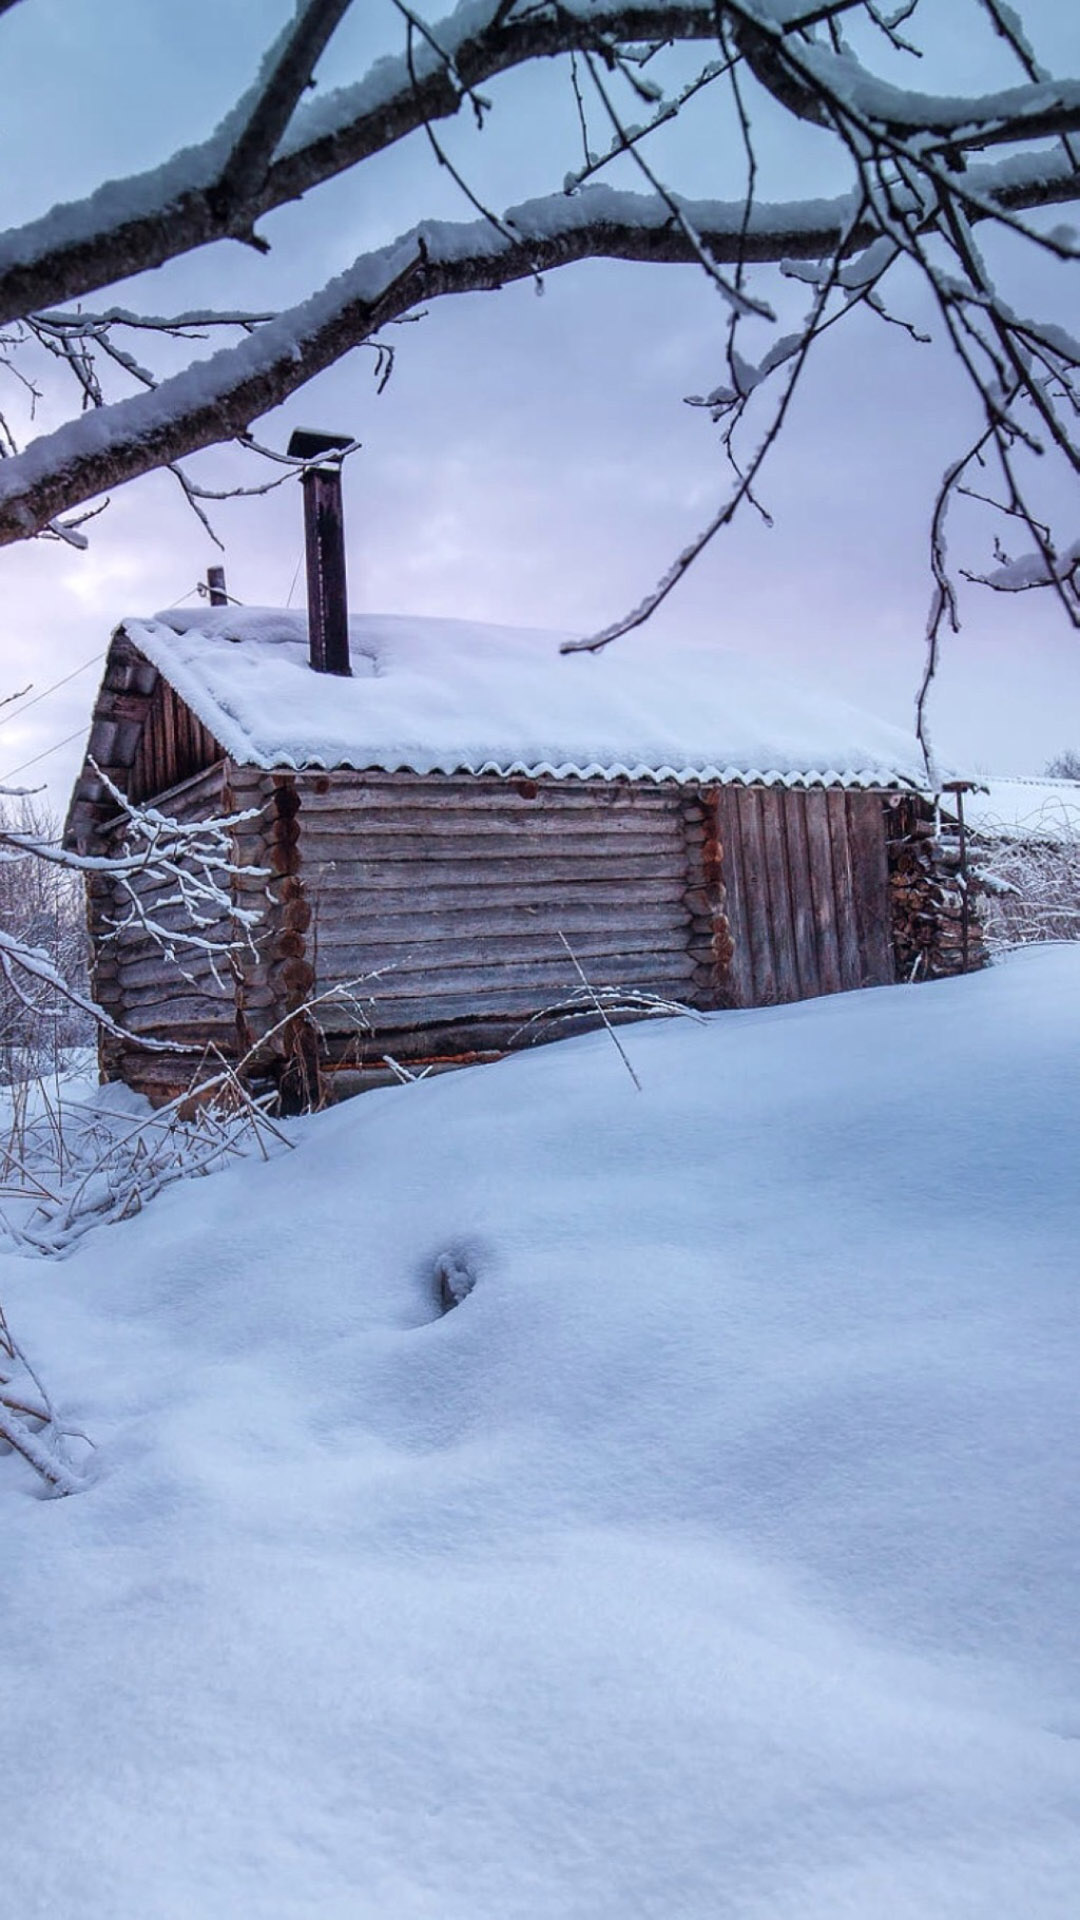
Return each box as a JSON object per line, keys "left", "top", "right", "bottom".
{"left": 299, "top": 771, "right": 704, "bottom": 1061}
{"left": 126, "top": 676, "right": 221, "bottom": 807}
{"left": 715, "top": 786, "right": 894, "bottom": 1006}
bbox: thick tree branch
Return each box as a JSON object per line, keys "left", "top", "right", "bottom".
{"left": 0, "top": 129, "right": 1074, "bottom": 551}
{"left": 0, "top": 0, "right": 1074, "bottom": 329}
{"left": 740, "top": 20, "right": 1080, "bottom": 152}
{"left": 0, "top": 143, "right": 1077, "bottom": 548}
{"left": 210, "top": 0, "right": 357, "bottom": 227}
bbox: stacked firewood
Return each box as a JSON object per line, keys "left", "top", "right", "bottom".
{"left": 887, "top": 801, "right": 987, "bottom": 981}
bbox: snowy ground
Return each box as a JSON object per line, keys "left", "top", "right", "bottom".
{"left": 3, "top": 948, "right": 1079, "bottom": 1918}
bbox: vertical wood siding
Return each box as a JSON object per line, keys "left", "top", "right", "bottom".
{"left": 126, "top": 676, "right": 220, "bottom": 806}
{"left": 715, "top": 786, "right": 894, "bottom": 1005}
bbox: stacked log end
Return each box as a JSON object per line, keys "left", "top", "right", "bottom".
{"left": 887, "top": 797, "right": 988, "bottom": 981}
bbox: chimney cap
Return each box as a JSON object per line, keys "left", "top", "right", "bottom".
{"left": 287, "top": 427, "right": 354, "bottom": 466}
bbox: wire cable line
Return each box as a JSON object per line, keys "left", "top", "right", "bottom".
{"left": 0, "top": 725, "right": 88, "bottom": 784}
{"left": 0, "top": 651, "right": 104, "bottom": 734}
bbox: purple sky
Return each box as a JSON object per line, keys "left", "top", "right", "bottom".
{"left": 0, "top": 0, "right": 1077, "bottom": 811}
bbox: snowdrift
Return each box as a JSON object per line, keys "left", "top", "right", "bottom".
{"left": 3, "top": 948, "right": 1079, "bottom": 1917}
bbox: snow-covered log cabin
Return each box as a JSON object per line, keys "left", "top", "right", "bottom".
{"left": 64, "top": 599, "right": 976, "bottom": 1107}
{"left": 64, "top": 426, "right": 974, "bottom": 1106}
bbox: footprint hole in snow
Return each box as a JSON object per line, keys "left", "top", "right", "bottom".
{"left": 432, "top": 1248, "right": 478, "bottom": 1315}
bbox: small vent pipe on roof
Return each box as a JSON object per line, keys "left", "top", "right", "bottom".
{"left": 288, "top": 428, "right": 354, "bottom": 677}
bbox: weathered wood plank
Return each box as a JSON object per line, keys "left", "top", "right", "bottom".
{"left": 304, "top": 874, "right": 690, "bottom": 910}
{"left": 316, "top": 963, "right": 699, "bottom": 1032}
{"left": 733, "top": 789, "right": 777, "bottom": 1005}
{"left": 294, "top": 775, "right": 681, "bottom": 811}
{"left": 305, "top": 852, "right": 685, "bottom": 886}
{"left": 115, "top": 951, "right": 232, "bottom": 991}
{"left": 826, "top": 790, "right": 862, "bottom": 990}
{"left": 713, "top": 788, "right": 753, "bottom": 1008}
{"left": 311, "top": 927, "right": 693, "bottom": 978}
{"left": 297, "top": 840, "right": 676, "bottom": 871}
{"left": 119, "top": 996, "right": 235, "bottom": 1032}
{"left": 759, "top": 787, "right": 800, "bottom": 1004}
{"left": 115, "top": 941, "right": 264, "bottom": 985}
{"left": 316, "top": 1008, "right": 693, "bottom": 1064}
{"left": 319, "top": 948, "right": 696, "bottom": 996}
{"left": 845, "top": 792, "right": 894, "bottom": 986}
{"left": 308, "top": 902, "right": 691, "bottom": 945}
{"left": 138, "top": 758, "right": 227, "bottom": 817}
{"left": 802, "top": 790, "right": 842, "bottom": 995}
{"left": 175, "top": 691, "right": 192, "bottom": 780}
{"left": 782, "top": 790, "right": 822, "bottom": 1000}
{"left": 161, "top": 684, "right": 179, "bottom": 788}
{"left": 114, "top": 1051, "right": 212, "bottom": 1085}
{"left": 113, "top": 949, "right": 233, "bottom": 989}
{"left": 297, "top": 812, "right": 684, "bottom": 842}
{"left": 106, "top": 903, "right": 236, "bottom": 943}
{"left": 296, "top": 795, "right": 683, "bottom": 824}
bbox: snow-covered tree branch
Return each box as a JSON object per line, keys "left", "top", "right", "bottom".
{"left": 0, "top": 0, "right": 1075, "bottom": 658}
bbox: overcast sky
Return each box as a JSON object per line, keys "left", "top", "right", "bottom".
{"left": 0, "top": 0, "right": 1077, "bottom": 811}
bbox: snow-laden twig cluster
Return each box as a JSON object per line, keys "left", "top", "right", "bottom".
{"left": 0, "top": 1053, "right": 292, "bottom": 1494}
{"left": 975, "top": 827, "right": 1080, "bottom": 951}
{"left": 2, "top": 763, "right": 268, "bottom": 1007}
{"left": 0, "top": 1069, "right": 288, "bottom": 1261}
{"left": 0, "top": 1294, "right": 92, "bottom": 1496}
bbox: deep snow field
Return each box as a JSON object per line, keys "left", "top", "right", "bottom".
{"left": 3, "top": 947, "right": 1079, "bottom": 1918}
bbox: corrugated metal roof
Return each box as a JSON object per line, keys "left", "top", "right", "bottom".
{"left": 128, "top": 608, "right": 928, "bottom": 787}
{"left": 65, "top": 608, "right": 935, "bottom": 846}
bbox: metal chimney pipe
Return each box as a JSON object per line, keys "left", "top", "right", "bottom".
{"left": 287, "top": 429, "right": 354, "bottom": 677}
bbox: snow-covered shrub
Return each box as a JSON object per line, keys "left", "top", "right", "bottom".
{"left": 975, "top": 833, "right": 1080, "bottom": 952}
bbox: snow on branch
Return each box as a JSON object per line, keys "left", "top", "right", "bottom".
{"left": 6, "top": 767, "right": 267, "bottom": 985}
{"left": 0, "top": 0, "right": 1074, "bottom": 653}
{"left": 0, "top": 1300, "right": 91, "bottom": 1495}
{"left": 0, "top": 770, "right": 267, "bottom": 1042}
{"left": 977, "top": 535, "right": 1080, "bottom": 613}
{"left": 0, "top": 0, "right": 1074, "bottom": 328}
{"left": 0, "top": 136, "right": 1075, "bottom": 546}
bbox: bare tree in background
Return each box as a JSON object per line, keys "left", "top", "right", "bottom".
{"left": 0, "top": 0, "right": 1074, "bottom": 753}
{"left": 0, "top": 796, "right": 90, "bottom": 1084}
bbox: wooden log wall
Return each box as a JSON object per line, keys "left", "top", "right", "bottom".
{"left": 84, "top": 736, "right": 925, "bottom": 1107}
{"left": 714, "top": 786, "right": 895, "bottom": 1005}
{"left": 95, "top": 760, "right": 269, "bottom": 1102}
{"left": 295, "top": 771, "right": 710, "bottom": 1069}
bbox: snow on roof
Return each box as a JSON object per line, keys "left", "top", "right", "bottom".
{"left": 119, "top": 607, "right": 927, "bottom": 789}
{"left": 963, "top": 777, "right": 1080, "bottom": 844}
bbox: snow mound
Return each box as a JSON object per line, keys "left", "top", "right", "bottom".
{"left": 121, "top": 606, "right": 929, "bottom": 788}
{"left": 3, "top": 948, "right": 1079, "bottom": 1916}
